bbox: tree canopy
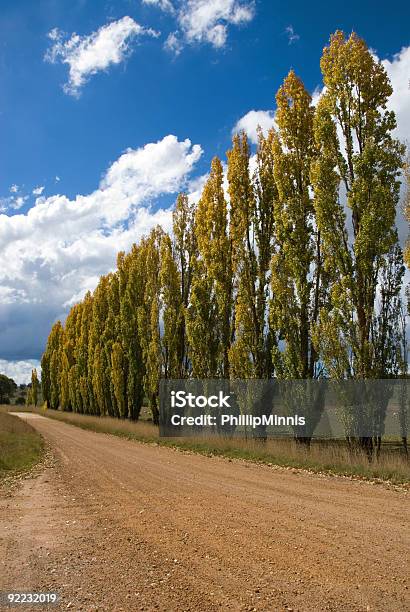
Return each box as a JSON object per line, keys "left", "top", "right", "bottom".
{"left": 0, "top": 374, "right": 17, "bottom": 403}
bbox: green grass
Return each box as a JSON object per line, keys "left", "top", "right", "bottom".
{"left": 0, "top": 410, "right": 44, "bottom": 477}
{"left": 24, "top": 406, "right": 410, "bottom": 486}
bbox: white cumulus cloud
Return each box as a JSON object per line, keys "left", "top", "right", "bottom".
{"left": 146, "top": 0, "right": 255, "bottom": 53}
{"left": 382, "top": 45, "right": 410, "bottom": 145}
{"left": 45, "top": 16, "right": 159, "bottom": 96}
{"left": 0, "top": 359, "right": 41, "bottom": 386}
{"left": 232, "top": 109, "right": 277, "bottom": 144}
{"left": 0, "top": 135, "right": 203, "bottom": 364}
{"left": 33, "top": 186, "right": 45, "bottom": 196}
{"left": 179, "top": 0, "right": 254, "bottom": 49}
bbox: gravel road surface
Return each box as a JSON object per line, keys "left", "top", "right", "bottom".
{"left": 0, "top": 413, "right": 408, "bottom": 611}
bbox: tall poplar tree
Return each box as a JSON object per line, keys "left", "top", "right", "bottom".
{"left": 137, "top": 227, "right": 163, "bottom": 424}
{"left": 111, "top": 341, "right": 126, "bottom": 418}
{"left": 404, "top": 151, "right": 410, "bottom": 268}
{"left": 270, "top": 70, "right": 324, "bottom": 379}
{"left": 186, "top": 259, "right": 220, "bottom": 377}
{"left": 67, "top": 297, "right": 87, "bottom": 413}
{"left": 48, "top": 321, "right": 64, "bottom": 410}
{"left": 41, "top": 345, "right": 51, "bottom": 409}
{"left": 31, "top": 368, "right": 40, "bottom": 407}
{"left": 89, "top": 275, "right": 111, "bottom": 416}
{"left": 311, "top": 31, "right": 405, "bottom": 453}
{"left": 311, "top": 31, "right": 405, "bottom": 380}
{"left": 228, "top": 132, "right": 276, "bottom": 378}
{"left": 104, "top": 274, "right": 121, "bottom": 417}
{"left": 77, "top": 291, "right": 94, "bottom": 414}
{"left": 194, "top": 157, "right": 232, "bottom": 377}
{"left": 118, "top": 248, "right": 145, "bottom": 420}
{"left": 160, "top": 233, "right": 184, "bottom": 378}
{"left": 60, "top": 304, "right": 80, "bottom": 411}
{"left": 171, "top": 193, "right": 197, "bottom": 377}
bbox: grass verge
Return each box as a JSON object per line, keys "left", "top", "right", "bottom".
{"left": 0, "top": 410, "right": 44, "bottom": 478}
{"left": 21, "top": 406, "right": 410, "bottom": 486}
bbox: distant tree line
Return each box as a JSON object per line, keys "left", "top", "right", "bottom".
{"left": 41, "top": 32, "right": 409, "bottom": 443}
{"left": 0, "top": 370, "right": 40, "bottom": 406}
{"left": 0, "top": 374, "right": 17, "bottom": 404}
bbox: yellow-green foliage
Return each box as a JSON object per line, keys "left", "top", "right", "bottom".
{"left": 40, "top": 30, "right": 408, "bottom": 433}
{"left": 270, "top": 70, "right": 321, "bottom": 379}
{"left": 311, "top": 31, "right": 405, "bottom": 379}
{"left": 195, "top": 157, "right": 232, "bottom": 377}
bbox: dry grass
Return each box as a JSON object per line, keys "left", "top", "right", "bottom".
{"left": 0, "top": 410, "right": 44, "bottom": 476}
{"left": 20, "top": 406, "right": 410, "bottom": 485}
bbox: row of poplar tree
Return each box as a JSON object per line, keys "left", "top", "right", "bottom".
{"left": 41, "top": 31, "right": 409, "bottom": 425}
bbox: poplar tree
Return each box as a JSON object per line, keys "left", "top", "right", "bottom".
{"left": 77, "top": 291, "right": 94, "bottom": 413}
{"left": 89, "top": 275, "right": 111, "bottom": 416}
{"left": 186, "top": 259, "right": 220, "bottom": 377}
{"left": 59, "top": 305, "right": 79, "bottom": 411}
{"left": 311, "top": 31, "right": 405, "bottom": 454}
{"left": 311, "top": 31, "right": 405, "bottom": 380}
{"left": 104, "top": 274, "right": 121, "bottom": 417}
{"left": 404, "top": 151, "right": 410, "bottom": 267}
{"left": 160, "top": 233, "right": 184, "bottom": 378}
{"left": 267, "top": 71, "right": 329, "bottom": 443}
{"left": 31, "top": 368, "right": 40, "bottom": 407}
{"left": 68, "top": 302, "right": 84, "bottom": 413}
{"left": 41, "top": 347, "right": 51, "bottom": 409}
{"left": 123, "top": 246, "right": 146, "bottom": 419}
{"left": 111, "top": 341, "right": 126, "bottom": 418}
{"left": 48, "top": 321, "right": 64, "bottom": 409}
{"left": 137, "top": 227, "right": 163, "bottom": 423}
{"left": 228, "top": 132, "right": 276, "bottom": 378}
{"left": 25, "top": 386, "right": 32, "bottom": 407}
{"left": 91, "top": 345, "right": 105, "bottom": 415}
{"left": 172, "top": 193, "right": 197, "bottom": 376}
{"left": 194, "top": 157, "right": 232, "bottom": 377}
{"left": 270, "top": 70, "right": 324, "bottom": 378}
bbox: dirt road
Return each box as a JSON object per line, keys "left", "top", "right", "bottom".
{"left": 0, "top": 414, "right": 409, "bottom": 611}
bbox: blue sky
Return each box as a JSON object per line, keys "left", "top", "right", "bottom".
{"left": 0, "top": 0, "right": 409, "bottom": 382}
